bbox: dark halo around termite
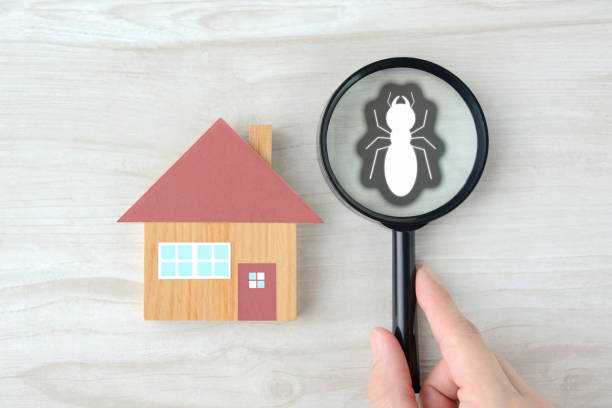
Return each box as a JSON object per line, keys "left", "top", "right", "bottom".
{"left": 357, "top": 83, "right": 445, "bottom": 206}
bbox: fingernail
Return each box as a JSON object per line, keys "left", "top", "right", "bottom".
{"left": 428, "top": 270, "right": 442, "bottom": 284}
{"left": 418, "top": 264, "right": 442, "bottom": 284}
{"left": 370, "top": 327, "right": 386, "bottom": 359}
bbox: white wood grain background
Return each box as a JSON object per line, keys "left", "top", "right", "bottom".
{"left": 1, "top": 1, "right": 611, "bottom": 407}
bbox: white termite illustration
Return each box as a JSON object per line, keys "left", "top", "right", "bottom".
{"left": 365, "top": 92, "right": 437, "bottom": 197}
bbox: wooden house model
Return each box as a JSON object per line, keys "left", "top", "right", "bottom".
{"left": 118, "top": 119, "right": 321, "bottom": 320}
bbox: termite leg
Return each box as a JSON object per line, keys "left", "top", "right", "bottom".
{"left": 410, "top": 136, "right": 436, "bottom": 150}
{"left": 365, "top": 136, "right": 391, "bottom": 150}
{"left": 374, "top": 109, "right": 391, "bottom": 135}
{"left": 387, "top": 91, "right": 392, "bottom": 107}
{"left": 412, "top": 109, "right": 428, "bottom": 134}
{"left": 413, "top": 146, "right": 433, "bottom": 180}
{"left": 409, "top": 92, "right": 415, "bottom": 107}
{"left": 370, "top": 146, "right": 389, "bottom": 180}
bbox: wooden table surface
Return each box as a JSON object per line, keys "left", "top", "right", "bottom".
{"left": 1, "top": 1, "right": 611, "bottom": 407}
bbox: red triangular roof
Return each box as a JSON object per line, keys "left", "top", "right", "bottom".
{"left": 118, "top": 119, "right": 322, "bottom": 223}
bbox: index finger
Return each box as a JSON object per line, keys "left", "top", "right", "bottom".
{"left": 415, "top": 265, "right": 513, "bottom": 393}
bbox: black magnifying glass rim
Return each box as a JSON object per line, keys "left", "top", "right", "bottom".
{"left": 318, "top": 57, "right": 489, "bottom": 230}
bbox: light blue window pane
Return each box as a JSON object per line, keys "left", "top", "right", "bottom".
{"left": 178, "top": 262, "right": 193, "bottom": 277}
{"left": 160, "top": 262, "right": 176, "bottom": 277}
{"left": 257, "top": 280, "right": 265, "bottom": 289}
{"left": 197, "top": 262, "right": 212, "bottom": 276}
{"left": 178, "top": 244, "right": 192, "bottom": 260}
{"left": 214, "top": 261, "right": 230, "bottom": 277}
{"left": 160, "top": 244, "right": 176, "bottom": 260}
{"left": 197, "top": 244, "right": 212, "bottom": 260}
{"left": 214, "top": 244, "right": 229, "bottom": 260}
{"left": 248, "top": 272, "right": 257, "bottom": 281}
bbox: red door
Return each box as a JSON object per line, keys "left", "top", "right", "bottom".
{"left": 238, "top": 263, "right": 276, "bottom": 321}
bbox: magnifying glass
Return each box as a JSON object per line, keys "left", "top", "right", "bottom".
{"left": 318, "top": 57, "right": 488, "bottom": 392}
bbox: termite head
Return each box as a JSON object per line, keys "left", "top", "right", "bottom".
{"left": 386, "top": 95, "right": 415, "bottom": 130}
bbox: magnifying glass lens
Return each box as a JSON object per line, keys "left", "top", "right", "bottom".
{"left": 326, "top": 67, "right": 479, "bottom": 217}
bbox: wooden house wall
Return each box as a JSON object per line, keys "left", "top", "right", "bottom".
{"left": 143, "top": 223, "right": 297, "bottom": 320}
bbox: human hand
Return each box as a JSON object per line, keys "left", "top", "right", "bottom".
{"left": 368, "top": 265, "right": 552, "bottom": 408}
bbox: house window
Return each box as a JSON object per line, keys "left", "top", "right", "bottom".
{"left": 158, "top": 243, "right": 231, "bottom": 280}
{"left": 248, "top": 272, "right": 265, "bottom": 289}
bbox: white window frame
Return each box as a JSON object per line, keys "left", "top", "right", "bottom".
{"left": 157, "top": 242, "right": 231, "bottom": 280}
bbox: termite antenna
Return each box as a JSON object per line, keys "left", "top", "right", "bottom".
{"left": 387, "top": 91, "right": 392, "bottom": 107}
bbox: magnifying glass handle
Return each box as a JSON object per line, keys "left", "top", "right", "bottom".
{"left": 392, "top": 229, "right": 420, "bottom": 393}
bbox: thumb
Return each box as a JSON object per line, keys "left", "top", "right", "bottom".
{"left": 368, "top": 327, "right": 418, "bottom": 408}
